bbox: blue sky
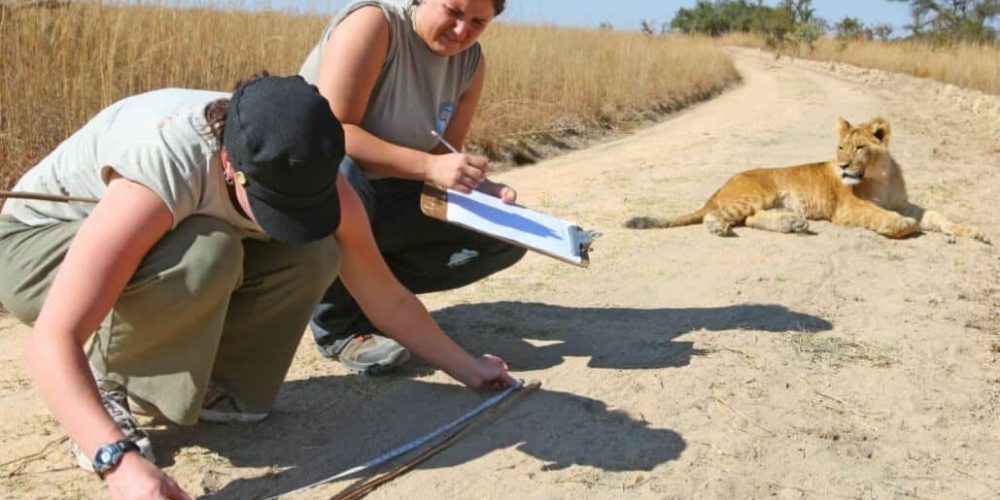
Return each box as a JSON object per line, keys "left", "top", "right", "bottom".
{"left": 502, "top": 1, "right": 914, "bottom": 32}
{"left": 270, "top": 1, "right": 916, "bottom": 32}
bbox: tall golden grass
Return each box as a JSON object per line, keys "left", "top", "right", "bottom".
{"left": 0, "top": 2, "right": 325, "bottom": 189}
{"left": 721, "top": 32, "right": 1000, "bottom": 96}
{"left": 475, "top": 26, "right": 737, "bottom": 158}
{"left": 0, "top": 1, "right": 737, "bottom": 189}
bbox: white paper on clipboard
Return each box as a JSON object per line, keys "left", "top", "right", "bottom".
{"left": 421, "top": 185, "right": 596, "bottom": 267}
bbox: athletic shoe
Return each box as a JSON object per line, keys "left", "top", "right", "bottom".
{"left": 335, "top": 332, "right": 410, "bottom": 375}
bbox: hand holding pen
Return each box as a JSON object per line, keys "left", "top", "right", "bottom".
{"left": 430, "top": 131, "right": 517, "bottom": 204}
{"left": 423, "top": 130, "right": 486, "bottom": 194}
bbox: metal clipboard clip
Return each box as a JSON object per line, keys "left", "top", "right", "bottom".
{"left": 571, "top": 226, "right": 602, "bottom": 265}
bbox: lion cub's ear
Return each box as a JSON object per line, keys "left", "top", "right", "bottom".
{"left": 867, "top": 116, "right": 891, "bottom": 146}
{"left": 836, "top": 117, "right": 852, "bottom": 138}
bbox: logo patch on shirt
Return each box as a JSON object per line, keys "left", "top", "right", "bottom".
{"left": 436, "top": 103, "right": 454, "bottom": 135}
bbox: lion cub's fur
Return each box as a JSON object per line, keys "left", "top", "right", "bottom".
{"left": 626, "top": 116, "right": 989, "bottom": 243}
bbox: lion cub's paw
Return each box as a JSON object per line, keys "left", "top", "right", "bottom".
{"left": 704, "top": 216, "right": 735, "bottom": 237}
{"left": 882, "top": 216, "right": 919, "bottom": 239}
{"left": 780, "top": 217, "right": 810, "bottom": 234}
{"left": 960, "top": 226, "right": 992, "bottom": 245}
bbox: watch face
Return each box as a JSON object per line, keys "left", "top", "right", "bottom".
{"left": 94, "top": 443, "right": 122, "bottom": 472}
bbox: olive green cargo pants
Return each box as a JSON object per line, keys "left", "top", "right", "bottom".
{"left": 0, "top": 214, "right": 340, "bottom": 424}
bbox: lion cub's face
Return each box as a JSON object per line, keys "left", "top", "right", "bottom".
{"left": 834, "top": 117, "right": 891, "bottom": 186}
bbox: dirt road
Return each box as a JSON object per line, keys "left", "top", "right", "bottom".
{"left": 1, "top": 49, "right": 998, "bottom": 499}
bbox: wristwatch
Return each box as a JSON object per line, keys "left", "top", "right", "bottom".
{"left": 92, "top": 438, "right": 140, "bottom": 479}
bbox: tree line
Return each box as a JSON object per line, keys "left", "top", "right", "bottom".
{"left": 654, "top": 0, "right": 999, "bottom": 45}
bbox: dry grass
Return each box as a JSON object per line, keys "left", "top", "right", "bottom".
{"left": 0, "top": 1, "right": 324, "bottom": 189}
{"left": 0, "top": 2, "right": 738, "bottom": 189}
{"left": 720, "top": 32, "right": 1000, "bottom": 96}
{"left": 789, "top": 333, "right": 895, "bottom": 368}
{"left": 475, "top": 27, "right": 738, "bottom": 158}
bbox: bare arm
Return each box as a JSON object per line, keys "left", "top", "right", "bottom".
{"left": 314, "top": 7, "right": 498, "bottom": 195}
{"left": 438, "top": 57, "right": 516, "bottom": 203}
{"left": 333, "top": 175, "right": 514, "bottom": 389}
{"left": 437, "top": 52, "right": 483, "bottom": 152}
{"left": 25, "top": 176, "right": 189, "bottom": 498}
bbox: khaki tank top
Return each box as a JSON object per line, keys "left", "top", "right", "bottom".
{"left": 299, "top": 0, "right": 482, "bottom": 160}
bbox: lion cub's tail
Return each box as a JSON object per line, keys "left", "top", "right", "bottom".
{"left": 624, "top": 205, "right": 711, "bottom": 229}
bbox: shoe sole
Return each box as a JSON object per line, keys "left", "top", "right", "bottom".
{"left": 198, "top": 410, "right": 270, "bottom": 424}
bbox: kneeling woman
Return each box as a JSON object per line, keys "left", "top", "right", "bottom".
{"left": 0, "top": 74, "right": 512, "bottom": 498}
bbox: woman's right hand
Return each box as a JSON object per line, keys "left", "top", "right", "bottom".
{"left": 105, "top": 453, "right": 191, "bottom": 500}
{"left": 458, "top": 354, "right": 517, "bottom": 391}
{"left": 425, "top": 153, "right": 487, "bottom": 193}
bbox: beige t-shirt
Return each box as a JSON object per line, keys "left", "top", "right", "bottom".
{"left": 3, "top": 88, "right": 265, "bottom": 239}
{"left": 299, "top": 0, "right": 481, "bottom": 158}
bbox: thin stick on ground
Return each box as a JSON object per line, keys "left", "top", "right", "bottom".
{"left": 331, "top": 380, "right": 542, "bottom": 500}
{"left": 710, "top": 396, "right": 777, "bottom": 437}
{"left": 946, "top": 465, "right": 999, "bottom": 496}
{"left": 0, "top": 435, "right": 69, "bottom": 477}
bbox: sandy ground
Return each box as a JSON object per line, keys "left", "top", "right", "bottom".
{"left": 1, "top": 49, "right": 999, "bottom": 499}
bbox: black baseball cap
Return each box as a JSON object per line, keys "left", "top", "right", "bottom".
{"left": 224, "top": 75, "right": 344, "bottom": 243}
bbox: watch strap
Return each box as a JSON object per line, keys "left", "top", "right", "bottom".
{"left": 94, "top": 438, "right": 140, "bottom": 479}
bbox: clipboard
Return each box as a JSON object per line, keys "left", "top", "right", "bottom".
{"left": 420, "top": 183, "right": 598, "bottom": 267}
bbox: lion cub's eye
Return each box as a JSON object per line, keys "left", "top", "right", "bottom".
{"left": 855, "top": 145, "right": 864, "bottom": 152}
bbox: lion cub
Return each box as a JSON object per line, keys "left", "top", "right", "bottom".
{"left": 626, "top": 116, "right": 989, "bottom": 243}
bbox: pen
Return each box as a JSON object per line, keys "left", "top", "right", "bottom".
{"left": 431, "top": 130, "right": 490, "bottom": 190}
{"left": 430, "top": 130, "right": 460, "bottom": 154}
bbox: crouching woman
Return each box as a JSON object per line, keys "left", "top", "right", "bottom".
{"left": 0, "top": 74, "right": 512, "bottom": 499}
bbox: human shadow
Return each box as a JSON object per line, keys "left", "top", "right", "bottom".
{"left": 427, "top": 301, "right": 832, "bottom": 372}
{"left": 149, "top": 377, "right": 686, "bottom": 499}
{"left": 150, "top": 302, "right": 828, "bottom": 497}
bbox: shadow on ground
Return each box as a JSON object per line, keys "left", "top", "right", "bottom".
{"left": 152, "top": 379, "right": 685, "bottom": 499}
{"left": 433, "top": 301, "right": 833, "bottom": 371}
{"left": 150, "top": 301, "right": 829, "bottom": 498}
